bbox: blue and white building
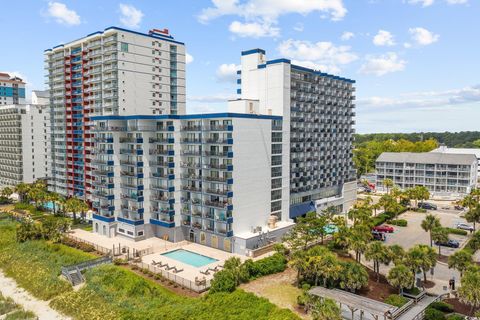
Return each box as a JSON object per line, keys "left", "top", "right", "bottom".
{"left": 229, "top": 49, "right": 357, "bottom": 218}
{"left": 0, "top": 73, "right": 25, "bottom": 105}
{"left": 90, "top": 113, "right": 293, "bottom": 254}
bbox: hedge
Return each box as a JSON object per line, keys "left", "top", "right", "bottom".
{"left": 424, "top": 308, "right": 446, "bottom": 320}
{"left": 390, "top": 219, "right": 408, "bottom": 227}
{"left": 372, "top": 206, "right": 407, "bottom": 226}
{"left": 446, "top": 228, "right": 468, "bottom": 236}
{"left": 384, "top": 294, "right": 408, "bottom": 307}
{"left": 247, "top": 253, "right": 287, "bottom": 279}
{"left": 429, "top": 301, "right": 454, "bottom": 313}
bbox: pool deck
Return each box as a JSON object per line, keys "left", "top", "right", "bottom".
{"left": 70, "top": 229, "right": 253, "bottom": 284}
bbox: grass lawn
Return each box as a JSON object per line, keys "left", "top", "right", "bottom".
{"left": 0, "top": 292, "right": 36, "bottom": 320}
{"left": 0, "top": 219, "right": 299, "bottom": 320}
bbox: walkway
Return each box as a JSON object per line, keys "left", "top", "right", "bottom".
{"left": 396, "top": 294, "right": 437, "bottom": 320}
{"left": 0, "top": 270, "right": 70, "bottom": 320}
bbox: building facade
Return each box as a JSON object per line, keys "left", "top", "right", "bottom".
{"left": 432, "top": 146, "right": 480, "bottom": 183}
{"left": 90, "top": 113, "right": 293, "bottom": 255}
{"left": 376, "top": 152, "right": 478, "bottom": 196}
{"left": 0, "top": 73, "right": 25, "bottom": 105}
{"left": 0, "top": 104, "right": 50, "bottom": 187}
{"left": 228, "top": 49, "right": 357, "bottom": 218}
{"left": 45, "top": 27, "right": 186, "bottom": 199}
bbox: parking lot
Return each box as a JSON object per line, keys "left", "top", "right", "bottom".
{"left": 383, "top": 207, "right": 471, "bottom": 256}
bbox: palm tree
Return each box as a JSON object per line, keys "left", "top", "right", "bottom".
{"left": 14, "top": 183, "right": 31, "bottom": 203}
{"left": 365, "top": 241, "right": 390, "bottom": 282}
{"left": 339, "top": 262, "right": 369, "bottom": 293}
{"left": 448, "top": 250, "right": 473, "bottom": 277}
{"left": 408, "top": 245, "right": 437, "bottom": 283}
{"left": 288, "top": 250, "right": 308, "bottom": 286}
{"left": 64, "top": 197, "right": 88, "bottom": 222}
{"left": 461, "top": 194, "right": 478, "bottom": 214}
{"left": 387, "top": 264, "right": 414, "bottom": 294}
{"left": 421, "top": 214, "right": 441, "bottom": 247}
{"left": 458, "top": 266, "right": 480, "bottom": 314}
{"left": 347, "top": 224, "right": 372, "bottom": 263}
{"left": 308, "top": 251, "right": 342, "bottom": 287}
{"left": 465, "top": 205, "right": 480, "bottom": 232}
{"left": 1, "top": 187, "right": 13, "bottom": 199}
{"left": 311, "top": 298, "right": 342, "bottom": 320}
{"left": 388, "top": 244, "right": 406, "bottom": 266}
{"left": 45, "top": 192, "right": 60, "bottom": 215}
{"left": 416, "top": 186, "right": 430, "bottom": 206}
{"left": 383, "top": 178, "right": 394, "bottom": 195}
{"left": 431, "top": 227, "right": 449, "bottom": 255}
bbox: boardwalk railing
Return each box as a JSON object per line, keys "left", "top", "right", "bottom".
{"left": 65, "top": 234, "right": 113, "bottom": 256}
{"left": 61, "top": 256, "right": 113, "bottom": 285}
{"left": 134, "top": 261, "right": 210, "bottom": 293}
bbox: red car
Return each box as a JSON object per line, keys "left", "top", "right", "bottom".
{"left": 373, "top": 225, "right": 394, "bottom": 233}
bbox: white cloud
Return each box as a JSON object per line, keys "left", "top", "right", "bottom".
{"left": 215, "top": 64, "right": 240, "bottom": 83}
{"left": 359, "top": 52, "right": 406, "bottom": 76}
{"left": 409, "top": 27, "right": 439, "bottom": 46}
{"left": 372, "top": 30, "right": 395, "bottom": 46}
{"left": 198, "top": 0, "right": 347, "bottom": 22}
{"left": 403, "top": 42, "right": 412, "bottom": 48}
{"left": 45, "top": 2, "right": 80, "bottom": 26}
{"left": 229, "top": 21, "right": 280, "bottom": 38}
{"left": 293, "top": 23, "right": 304, "bottom": 32}
{"left": 185, "top": 53, "right": 194, "bottom": 64}
{"left": 188, "top": 93, "right": 236, "bottom": 103}
{"left": 446, "top": 0, "right": 467, "bottom": 4}
{"left": 277, "top": 39, "right": 358, "bottom": 74}
{"left": 198, "top": 0, "right": 347, "bottom": 38}
{"left": 340, "top": 31, "right": 354, "bottom": 41}
{"left": 119, "top": 4, "right": 143, "bottom": 28}
{"left": 407, "top": 0, "right": 435, "bottom": 7}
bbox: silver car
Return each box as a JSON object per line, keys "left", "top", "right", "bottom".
{"left": 456, "top": 223, "right": 474, "bottom": 231}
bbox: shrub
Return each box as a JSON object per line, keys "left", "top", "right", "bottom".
{"left": 113, "top": 258, "right": 128, "bottom": 266}
{"left": 415, "top": 208, "right": 427, "bottom": 213}
{"left": 372, "top": 213, "right": 391, "bottom": 226}
{"left": 385, "top": 294, "right": 408, "bottom": 307}
{"left": 209, "top": 270, "right": 237, "bottom": 293}
{"left": 247, "top": 253, "right": 287, "bottom": 279}
{"left": 446, "top": 228, "right": 468, "bottom": 236}
{"left": 430, "top": 301, "right": 454, "bottom": 313}
{"left": 424, "top": 307, "right": 446, "bottom": 320}
{"left": 131, "top": 264, "right": 139, "bottom": 270}
{"left": 390, "top": 219, "right": 408, "bottom": 227}
{"left": 446, "top": 314, "right": 465, "bottom": 320}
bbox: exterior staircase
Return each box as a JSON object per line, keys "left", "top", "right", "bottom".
{"left": 61, "top": 256, "right": 112, "bottom": 286}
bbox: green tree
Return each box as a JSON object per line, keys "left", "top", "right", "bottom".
{"left": 1, "top": 187, "right": 13, "bottom": 199}
{"left": 421, "top": 214, "right": 441, "bottom": 247}
{"left": 465, "top": 205, "right": 480, "bottom": 233}
{"left": 406, "top": 245, "right": 437, "bottom": 283}
{"left": 378, "top": 194, "right": 398, "bottom": 215}
{"left": 307, "top": 251, "right": 342, "bottom": 287}
{"left": 339, "top": 262, "right": 368, "bottom": 293}
{"left": 222, "top": 257, "right": 249, "bottom": 285}
{"left": 283, "top": 212, "right": 321, "bottom": 252}
{"left": 415, "top": 186, "right": 430, "bottom": 205}
{"left": 458, "top": 266, "right": 480, "bottom": 314}
{"left": 347, "top": 224, "right": 372, "bottom": 263}
{"left": 14, "top": 183, "right": 31, "bottom": 203}
{"left": 288, "top": 250, "right": 308, "bottom": 286}
{"left": 431, "top": 227, "right": 449, "bottom": 255}
{"left": 448, "top": 250, "right": 473, "bottom": 277}
{"left": 388, "top": 244, "right": 406, "bottom": 266}
{"left": 387, "top": 264, "right": 414, "bottom": 294}
{"left": 209, "top": 269, "right": 237, "bottom": 293}
{"left": 383, "top": 178, "right": 394, "bottom": 195}
{"left": 64, "top": 197, "right": 89, "bottom": 222}
{"left": 311, "top": 298, "right": 342, "bottom": 320}
{"left": 365, "top": 241, "right": 391, "bottom": 282}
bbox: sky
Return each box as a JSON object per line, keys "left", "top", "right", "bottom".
{"left": 0, "top": 0, "right": 479, "bottom": 133}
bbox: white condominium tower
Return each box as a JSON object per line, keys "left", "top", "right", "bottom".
{"left": 44, "top": 27, "right": 186, "bottom": 199}
{"left": 229, "top": 49, "right": 357, "bottom": 218}
{"left": 0, "top": 104, "right": 50, "bottom": 187}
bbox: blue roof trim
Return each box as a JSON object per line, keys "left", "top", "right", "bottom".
{"left": 289, "top": 201, "right": 316, "bottom": 219}
{"left": 45, "top": 26, "right": 184, "bottom": 51}
{"left": 266, "top": 58, "right": 291, "bottom": 65}
{"left": 91, "top": 112, "right": 282, "bottom": 121}
{"left": 291, "top": 64, "right": 355, "bottom": 83}
{"left": 241, "top": 48, "right": 266, "bottom": 56}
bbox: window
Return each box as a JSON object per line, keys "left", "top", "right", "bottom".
{"left": 120, "top": 42, "right": 128, "bottom": 52}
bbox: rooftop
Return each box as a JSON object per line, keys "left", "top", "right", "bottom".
{"left": 377, "top": 152, "right": 477, "bottom": 165}
{"left": 432, "top": 146, "right": 480, "bottom": 159}
{"left": 91, "top": 112, "right": 282, "bottom": 121}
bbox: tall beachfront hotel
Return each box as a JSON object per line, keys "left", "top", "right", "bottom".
{"left": 88, "top": 47, "right": 356, "bottom": 255}
{"left": 44, "top": 27, "right": 186, "bottom": 199}
{"left": 230, "top": 49, "right": 357, "bottom": 220}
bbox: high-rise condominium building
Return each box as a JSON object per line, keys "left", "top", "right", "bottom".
{"left": 0, "top": 73, "right": 26, "bottom": 105}
{"left": 90, "top": 113, "right": 293, "bottom": 254}
{"left": 0, "top": 104, "right": 50, "bottom": 187}
{"left": 228, "top": 49, "right": 357, "bottom": 218}
{"left": 45, "top": 27, "right": 186, "bottom": 199}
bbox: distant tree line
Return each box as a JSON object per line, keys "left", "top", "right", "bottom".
{"left": 354, "top": 131, "right": 480, "bottom": 148}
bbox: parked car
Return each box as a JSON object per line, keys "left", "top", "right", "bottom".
{"left": 456, "top": 223, "right": 474, "bottom": 231}
{"left": 372, "top": 231, "right": 386, "bottom": 241}
{"left": 454, "top": 205, "right": 464, "bottom": 211}
{"left": 435, "top": 239, "right": 460, "bottom": 248}
{"left": 418, "top": 202, "right": 438, "bottom": 210}
{"left": 372, "top": 225, "right": 394, "bottom": 233}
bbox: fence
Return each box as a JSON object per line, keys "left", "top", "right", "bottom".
{"left": 65, "top": 234, "right": 113, "bottom": 256}
{"left": 134, "top": 261, "right": 210, "bottom": 293}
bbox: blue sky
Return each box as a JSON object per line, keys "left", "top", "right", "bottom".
{"left": 0, "top": 0, "right": 478, "bottom": 133}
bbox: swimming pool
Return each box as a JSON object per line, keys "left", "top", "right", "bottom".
{"left": 161, "top": 249, "right": 218, "bottom": 268}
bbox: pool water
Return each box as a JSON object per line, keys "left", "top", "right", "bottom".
{"left": 161, "top": 249, "right": 218, "bottom": 268}
{"left": 324, "top": 224, "right": 338, "bottom": 235}
{"left": 44, "top": 201, "right": 55, "bottom": 210}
